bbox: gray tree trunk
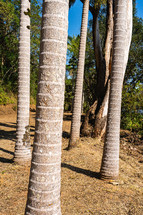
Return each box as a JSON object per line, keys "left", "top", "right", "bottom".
{"left": 100, "top": 0, "right": 132, "bottom": 180}
{"left": 14, "top": 0, "right": 31, "bottom": 163}
{"left": 25, "top": 0, "right": 68, "bottom": 214}
{"left": 68, "top": 0, "right": 89, "bottom": 149}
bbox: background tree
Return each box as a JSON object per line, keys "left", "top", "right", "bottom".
{"left": 0, "top": 0, "right": 42, "bottom": 104}
{"left": 66, "top": 1, "right": 143, "bottom": 136}
{"left": 81, "top": 0, "right": 114, "bottom": 139}
{"left": 25, "top": 0, "right": 68, "bottom": 213}
{"left": 0, "top": 0, "right": 19, "bottom": 104}
{"left": 68, "top": 0, "right": 90, "bottom": 149}
{"left": 14, "top": 0, "right": 31, "bottom": 163}
{"left": 66, "top": 31, "right": 96, "bottom": 112}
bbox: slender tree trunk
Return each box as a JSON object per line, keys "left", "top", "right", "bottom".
{"left": 68, "top": 0, "right": 89, "bottom": 149}
{"left": 25, "top": 0, "right": 68, "bottom": 214}
{"left": 14, "top": 0, "right": 31, "bottom": 164}
{"left": 100, "top": 0, "right": 132, "bottom": 180}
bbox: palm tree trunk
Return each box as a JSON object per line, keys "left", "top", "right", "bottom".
{"left": 25, "top": 0, "right": 68, "bottom": 214}
{"left": 68, "top": 0, "right": 89, "bottom": 149}
{"left": 100, "top": 0, "right": 132, "bottom": 180}
{"left": 14, "top": 0, "right": 31, "bottom": 163}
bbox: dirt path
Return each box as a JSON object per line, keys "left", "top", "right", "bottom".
{"left": 0, "top": 106, "right": 143, "bottom": 215}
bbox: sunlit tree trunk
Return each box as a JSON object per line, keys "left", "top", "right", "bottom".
{"left": 14, "top": 0, "right": 31, "bottom": 163}
{"left": 68, "top": 0, "right": 89, "bottom": 149}
{"left": 81, "top": 1, "right": 114, "bottom": 139}
{"left": 93, "top": 0, "right": 114, "bottom": 138}
{"left": 100, "top": 0, "right": 132, "bottom": 180}
{"left": 25, "top": 0, "right": 68, "bottom": 214}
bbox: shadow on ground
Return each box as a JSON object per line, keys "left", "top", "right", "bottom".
{"left": 63, "top": 114, "right": 85, "bottom": 122}
{"left": 0, "top": 122, "right": 35, "bottom": 140}
{"left": 61, "top": 163, "right": 100, "bottom": 179}
{"left": 62, "top": 131, "right": 70, "bottom": 139}
{"left": 0, "top": 147, "right": 14, "bottom": 155}
{"left": 0, "top": 130, "right": 16, "bottom": 141}
{"left": 0, "top": 157, "right": 13, "bottom": 163}
{"left": 0, "top": 122, "right": 16, "bottom": 129}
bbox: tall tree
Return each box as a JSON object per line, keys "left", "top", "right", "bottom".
{"left": 14, "top": 0, "right": 31, "bottom": 163}
{"left": 25, "top": 0, "right": 68, "bottom": 214}
{"left": 68, "top": 0, "right": 89, "bottom": 149}
{"left": 81, "top": 0, "right": 114, "bottom": 139}
{"left": 100, "top": 0, "right": 132, "bottom": 180}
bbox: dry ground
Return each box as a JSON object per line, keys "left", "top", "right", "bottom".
{"left": 0, "top": 105, "right": 143, "bottom": 215}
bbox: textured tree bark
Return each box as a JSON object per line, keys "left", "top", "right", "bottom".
{"left": 81, "top": 1, "right": 114, "bottom": 138}
{"left": 104, "top": 0, "right": 114, "bottom": 84}
{"left": 68, "top": 0, "right": 89, "bottom": 149}
{"left": 100, "top": 0, "right": 132, "bottom": 180}
{"left": 93, "top": 0, "right": 114, "bottom": 138}
{"left": 25, "top": 0, "right": 68, "bottom": 214}
{"left": 14, "top": 0, "right": 31, "bottom": 164}
{"left": 93, "top": 80, "right": 110, "bottom": 139}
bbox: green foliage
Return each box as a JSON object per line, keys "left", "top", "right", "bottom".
{"left": 94, "top": 0, "right": 106, "bottom": 8}
{"left": 0, "top": 0, "right": 142, "bottom": 135}
{"left": 89, "top": 0, "right": 106, "bottom": 8}
{"left": 121, "top": 15, "right": 143, "bottom": 135}
{"left": 30, "top": 0, "right": 42, "bottom": 100}
{"left": 0, "top": 86, "right": 15, "bottom": 105}
{"left": 0, "top": 0, "right": 42, "bottom": 103}
{"left": 0, "top": 0, "right": 19, "bottom": 92}
{"left": 121, "top": 82, "right": 143, "bottom": 134}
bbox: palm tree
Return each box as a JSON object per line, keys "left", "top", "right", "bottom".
{"left": 100, "top": 0, "right": 132, "bottom": 180}
{"left": 25, "top": 0, "right": 68, "bottom": 214}
{"left": 14, "top": 0, "right": 31, "bottom": 163}
{"left": 68, "top": 0, "right": 89, "bottom": 149}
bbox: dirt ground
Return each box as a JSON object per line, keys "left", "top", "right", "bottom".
{"left": 0, "top": 105, "right": 143, "bottom": 215}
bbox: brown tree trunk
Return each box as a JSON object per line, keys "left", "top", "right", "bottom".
{"left": 93, "top": 80, "right": 110, "bottom": 139}
{"left": 81, "top": 0, "right": 114, "bottom": 139}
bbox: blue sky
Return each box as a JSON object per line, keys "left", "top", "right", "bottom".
{"left": 68, "top": 0, "right": 143, "bottom": 36}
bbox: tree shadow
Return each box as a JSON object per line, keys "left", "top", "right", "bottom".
{"left": 63, "top": 114, "right": 72, "bottom": 121}
{"left": 30, "top": 108, "right": 36, "bottom": 112}
{"left": 0, "top": 130, "right": 16, "bottom": 141}
{"left": 63, "top": 114, "right": 85, "bottom": 122}
{"left": 0, "top": 122, "right": 16, "bottom": 129}
{"left": 61, "top": 163, "right": 100, "bottom": 179}
{"left": 0, "top": 122, "right": 35, "bottom": 140}
{"left": 62, "top": 131, "right": 70, "bottom": 139}
{"left": 0, "top": 157, "right": 13, "bottom": 163}
{"left": 0, "top": 147, "right": 14, "bottom": 155}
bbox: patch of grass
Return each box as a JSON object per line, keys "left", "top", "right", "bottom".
{"left": 0, "top": 86, "right": 16, "bottom": 105}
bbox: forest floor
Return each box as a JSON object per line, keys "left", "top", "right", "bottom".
{"left": 0, "top": 104, "right": 143, "bottom": 215}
